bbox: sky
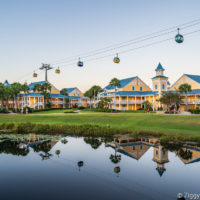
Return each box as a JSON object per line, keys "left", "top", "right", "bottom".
{"left": 0, "top": 0, "right": 200, "bottom": 92}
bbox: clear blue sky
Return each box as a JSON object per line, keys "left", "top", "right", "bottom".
{"left": 1, "top": 0, "right": 200, "bottom": 92}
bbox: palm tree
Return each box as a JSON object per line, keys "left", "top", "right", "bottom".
{"left": 10, "top": 83, "right": 22, "bottom": 111}
{"left": 0, "top": 83, "right": 5, "bottom": 109}
{"left": 109, "top": 141, "right": 121, "bottom": 164}
{"left": 33, "top": 83, "right": 52, "bottom": 108}
{"left": 178, "top": 83, "right": 192, "bottom": 111}
{"left": 60, "top": 88, "right": 68, "bottom": 96}
{"left": 90, "top": 85, "right": 102, "bottom": 108}
{"left": 109, "top": 78, "right": 121, "bottom": 110}
{"left": 84, "top": 89, "right": 93, "bottom": 109}
{"left": 21, "top": 83, "right": 29, "bottom": 109}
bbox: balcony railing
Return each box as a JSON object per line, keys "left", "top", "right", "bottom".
{"left": 181, "top": 99, "right": 200, "bottom": 104}
{"left": 114, "top": 100, "right": 144, "bottom": 104}
{"left": 51, "top": 101, "right": 64, "bottom": 105}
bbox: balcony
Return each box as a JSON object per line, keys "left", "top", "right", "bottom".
{"left": 114, "top": 100, "right": 144, "bottom": 104}
{"left": 181, "top": 99, "right": 200, "bottom": 105}
{"left": 51, "top": 101, "right": 64, "bottom": 105}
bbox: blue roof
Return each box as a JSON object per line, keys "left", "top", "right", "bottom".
{"left": 102, "top": 91, "right": 157, "bottom": 96}
{"left": 29, "top": 81, "right": 47, "bottom": 90}
{"left": 168, "top": 89, "right": 200, "bottom": 95}
{"left": 65, "top": 87, "right": 76, "bottom": 94}
{"left": 185, "top": 74, "right": 200, "bottom": 84}
{"left": 4, "top": 80, "right": 11, "bottom": 86}
{"left": 104, "top": 77, "right": 137, "bottom": 90}
{"left": 50, "top": 94, "right": 67, "bottom": 98}
{"left": 152, "top": 76, "right": 168, "bottom": 79}
{"left": 17, "top": 93, "right": 44, "bottom": 97}
{"left": 68, "top": 96, "right": 88, "bottom": 100}
{"left": 155, "top": 63, "right": 165, "bottom": 71}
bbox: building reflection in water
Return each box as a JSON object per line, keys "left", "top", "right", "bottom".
{"left": 105, "top": 137, "right": 200, "bottom": 177}
{"left": 0, "top": 134, "right": 60, "bottom": 158}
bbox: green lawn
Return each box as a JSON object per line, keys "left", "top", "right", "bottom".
{"left": 32, "top": 109, "right": 75, "bottom": 114}
{"left": 0, "top": 113, "right": 200, "bottom": 136}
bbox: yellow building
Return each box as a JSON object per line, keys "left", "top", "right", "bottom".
{"left": 98, "top": 63, "right": 200, "bottom": 111}
{"left": 152, "top": 146, "right": 169, "bottom": 177}
{"left": 5, "top": 80, "right": 67, "bottom": 109}
{"left": 170, "top": 74, "right": 200, "bottom": 111}
{"left": 64, "top": 87, "right": 89, "bottom": 108}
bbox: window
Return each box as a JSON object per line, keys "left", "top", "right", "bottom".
{"left": 140, "top": 145, "right": 143, "bottom": 150}
{"left": 133, "top": 146, "right": 135, "bottom": 150}
{"left": 116, "top": 89, "right": 118, "bottom": 92}
{"left": 132, "top": 86, "right": 135, "bottom": 91}
{"left": 162, "top": 84, "right": 165, "bottom": 89}
{"left": 140, "top": 86, "right": 142, "bottom": 91}
{"left": 156, "top": 150, "right": 158, "bottom": 155}
{"left": 74, "top": 94, "right": 75, "bottom": 96}
{"left": 163, "top": 151, "right": 165, "bottom": 155}
{"left": 78, "top": 94, "right": 80, "bottom": 96}
{"left": 155, "top": 84, "right": 158, "bottom": 90}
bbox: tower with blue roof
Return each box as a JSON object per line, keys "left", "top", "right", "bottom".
{"left": 152, "top": 64, "right": 168, "bottom": 90}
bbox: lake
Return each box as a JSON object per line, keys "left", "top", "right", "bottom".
{"left": 0, "top": 134, "right": 199, "bottom": 200}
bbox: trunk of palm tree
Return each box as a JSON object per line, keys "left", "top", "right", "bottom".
{"left": 185, "top": 93, "right": 188, "bottom": 111}
{"left": 114, "top": 86, "right": 116, "bottom": 110}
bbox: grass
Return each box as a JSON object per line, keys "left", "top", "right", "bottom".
{"left": 32, "top": 109, "right": 75, "bottom": 114}
{"left": 0, "top": 113, "right": 200, "bottom": 138}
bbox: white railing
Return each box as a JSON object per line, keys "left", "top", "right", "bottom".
{"left": 51, "top": 101, "right": 64, "bottom": 105}
{"left": 181, "top": 99, "right": 200, "bottom": 104}
{"left": 114, "top": 100, "right": 144, "bottom": 104}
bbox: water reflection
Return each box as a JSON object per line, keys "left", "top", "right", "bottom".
{"left": 0, "top": 134, "right": 200, "bottom": 200}
{"left": 105, "top": 137, "right": 200, "bottom": 177}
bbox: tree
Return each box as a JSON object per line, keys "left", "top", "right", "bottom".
{"left": 109, "top": 78, "right": 121, "bottom": 109}
{"left": 0, "top": 83, "right": 5, "bottom": 109}
{"left": 60, "top": 88, "right": 68, "bottom": 96}
{"left": 21, "top": 83, "right": 29, "bottom": 109}
{"left": 97, "top": 97, "right": 112, "bottom": 109}
{"left": 159, "top": 92, "right": 182, "bottom": 113}
{"left": 109, "top": 141, "right": 121, "bottom": 164}
{"left": 178, "top": 83, "right": 192, "bottom": 111}
{"left": 84, "top": 89, "right": 93, "bottom": 108}
{"left": 10, "top": 83, "right": 22, "bottom": 111}
{"left": 90, "top": 85, "right": 102, "bottom": 108}
{"left": 33, "top": 82, "right": 52, "bottom": 108}
{"left": 143, "top": 100, "right": 152, "bottom": 112}
{"left": 84, "top": 85, "right": 102, "bottom": 108}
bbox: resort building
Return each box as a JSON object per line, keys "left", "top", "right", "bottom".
{"left": 98, "top": 63, "right": 200, "bottom": 111}
{"left": 3, "top": 81, "right": 89, "bottom": 110}
{"left": 63, "top": 87, "right": 89, "bottom": 108}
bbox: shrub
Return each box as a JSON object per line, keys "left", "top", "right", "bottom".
{"left": 0, "top": 123, "right": 15, "bottom": 130}
{"left": 78, "top": 106, "right": 85, "bottom": 110}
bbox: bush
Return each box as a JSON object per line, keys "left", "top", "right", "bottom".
{"left": 78, "top": 106, "right": 85, "bottom": 110}
{"left": 0, "top": 108, "right": 9, "bottom": 113}
{"left": 189, "top": 107, "right": 200, "bottom": 114}
{"left": 0, "top": 123, "right": 15, "bottom": 130}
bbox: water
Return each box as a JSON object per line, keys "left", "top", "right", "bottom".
{"left": 0, "top": 134, "right": 199, "bottom": 200}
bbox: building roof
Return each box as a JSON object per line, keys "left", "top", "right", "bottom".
{"left": 50, "top": 94, "right": 67, "bottom": 98}
{"left": 152, "top": 75, "right": 168, "bottom": 79}
{"left": 155, "top": 63, "right": 165, "bottom": 71}
{"left": 156, "top": 167, "right": 166, "bottom": 177}
{"left": 184, "top": 74, "right": 200, "bottom": 85}
{"left": 64, "top": 87, "right": 77, "bottom": 94}
{"left": 103, "top": 77, "right": 137, "bottom": 90}
{"left": 28, "top": 81, "right": 47, "bottom": 90}
{"left": 68, "top": 96, "right": 88, "bottom": 100}
{"left": 4, "top": 80, "right": 11, "bottom": 86}
{"left": 17, "top": 93, "right": 44, "bottom": 97}
{"left": 167, "top": 89, "right": 200, "bottom": 95}
{"left": 101, "top": 91, "right": 157, "bottom": 96}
